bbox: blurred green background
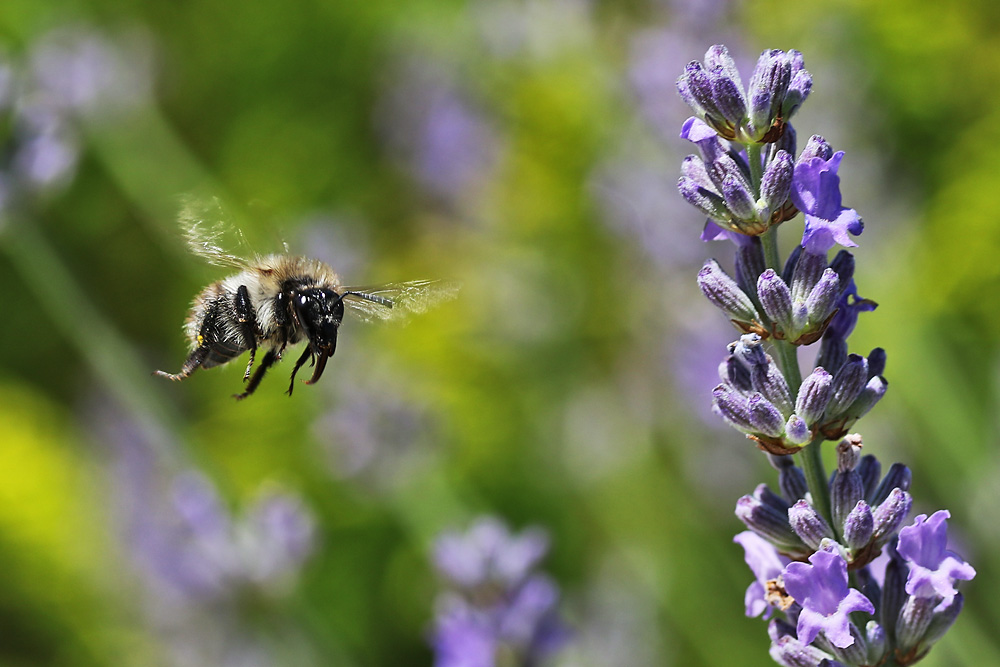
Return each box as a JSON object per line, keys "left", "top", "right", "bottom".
{"left": 0, "top": 0, "right": 998, "bottom": 665}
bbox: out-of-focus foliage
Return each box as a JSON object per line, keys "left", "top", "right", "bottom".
{"left": 0, "top": 0, "right": 998, "bottom": 665}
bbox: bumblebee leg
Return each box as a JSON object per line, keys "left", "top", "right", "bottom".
{"left": 233, "top": 349, "right": 278, "bottom": 400}
{"left": 234, "top": 285, "right": 259, "bottom": 382}
{"left": 154, "top": 345, "right": 210, "bottom": 381}
{"left": 286, "top": 347, "right": 313, "bottom": 396}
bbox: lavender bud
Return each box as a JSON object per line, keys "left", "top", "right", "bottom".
{"left": 856, "top": 455, "right": 882, "bottom": 500}
{"left": 836, "top": 434, "right": 863, "bottom": 472}
{"left": 775, "top": 122, "right": 797, "bottom": 157}
{"left": 867, "top": 348, "right": 887, "bottom": 378}
{"left": 790, "top": 250, "right": 827, "bottom": 303}
{"left": 736, "top": 493, "right": 802, "bottom": 551}
{"left": 843, "top": 500, "right": 874, "bottom": 550}
{"left": 757, "top": 483, "right": 791, "bottom": 513}
{"left": 856, "top": 568, "right": 882, "bottom": 616}
{"left": 722, "top": 173, "right": 757, "bottom": 220}
{"left": 781, "top": 52, "right": 812, "bottom": 118}
{"left": 788, "top": 499, "right": 834, "bottom": 549}
{"left": 679, "top": 176, "right": 731, "bottom": 222}
{"left": 881, "top": 545, "right": 907, "bottom": 643}
{"left": 781, "top": 245, "right": 803, "bottom": 284}
{"left": 816, "top": 334, "right": 848, "bottom": 375}
{"left": 681, "top": 61, "right": 721, "bottom": 120}
{"left": 760, "top": 150, "right": 793, "bottom": 213}
{"left": 865, "top": 621, "right": 887, "bottom": 666}
{"left": 713, "top": 384, "right": 756, "bottom": 432}
{"left": 747, "top": 88, "right": 773, "bottom": 141}
{"left": 698, "top": 259, "right": 759, "bottom": 323}
{"left": 779, "top": 463, "right": 809, "bottom": 502}
{"left": 757, "top": 269, "right": 794, "bottom": 331}
{"left": 806, "top": 269, "right": 841, "bottom": 323}
{"left": 798, "top": 134, "right": 833, "bottom": 163}
{"left": 826, "top": 355, "right": 869, "bottom": 416}
{"left": 871, "top": 488, "right": 913, "bottom": 544}
{"left": 734, "top": 249, "right": 766, "bottom": 313}
{"left": 751, "top": 364, "right": 794, "bottom": 416}
{"left": 831, "top": 469, "right": 863, "bottom": 531}
{"left": 747, "top": 50, "right": 791, "bottom": 135}
{"left": 711, "top": 72, "right": 747, "bottom": 126}
{"left": 828, "top": 250, "right": 855, "bottom": 293}
{"left": 769, "top": 636, "right": 837, "bottom": 667}
{"left": 895, "top": 596, "right": 936, "bottom": 654}
{"left": 723, "top": 355, "right": 754, "bottom": 391}
{"left": 828, "top": 624, "right": 868, "bottom": 665}
{"left": 748, "top": 393, "right": 785, "bottom": 438}
{"left": 919, "top": 593, "right": 964, "bottom": 652}
{"left": 704, "top": 45, "right": 743, "bottom": 91}
{"left": 784, "top": 414, "right": 810, "bottom": 445}
{"left": 843, "top": 376, "right": 888, "bottom": 420}
{"left": 870, "top": 463, "right": 912, "bottom": 508}
{"left": 795, "top": 368, "right": 833, "bottom": 425}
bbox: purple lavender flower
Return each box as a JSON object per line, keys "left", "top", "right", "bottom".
{"left": 431, "top": 517, "right": 568, "bottom": 666}
{"left": 896, "top": 511, "right": 976, "bottom": 606}
{"left": 734, "top": 531, "right": 789, "bottom": 618}
{"left": 789, "top": 151, "right": 864, "bottom": 254}
{"left": 783, "top": 548, "right": 874, "bottom": 649}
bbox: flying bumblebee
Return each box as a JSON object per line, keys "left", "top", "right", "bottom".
{"left": 155, "top": 214, "right": 459, "bottom": 400}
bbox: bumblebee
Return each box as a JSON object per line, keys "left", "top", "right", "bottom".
{"left": 155, "top": 219, "right": 459, "bottom": 399}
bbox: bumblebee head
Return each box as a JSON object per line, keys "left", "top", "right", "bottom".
{"left": 293, "top": 287, "right": 345, "bottom": 356}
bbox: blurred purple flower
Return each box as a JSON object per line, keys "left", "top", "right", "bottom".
{"left": 783, "top": 547, "right": 874, "bottom": 649}
{"left": 376, "top": 58, "right": 499, "bottom": 205}
{"left": 431, "top": 517, "right": 568, "bottom": 666}
{"left": 897, "top": 510, "right": 976, "bottom": 606}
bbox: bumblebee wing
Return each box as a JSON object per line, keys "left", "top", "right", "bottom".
{"left": 178, "top": 197, "right": 254, "bottom": 268}
{"left": 341, "top": 279, "right": 461, "bottom": 323}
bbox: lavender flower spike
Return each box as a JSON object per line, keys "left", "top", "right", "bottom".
{"left": 790, "top": 151, "right": 864, "bottom": 254}
{"left": 783, "top": 548, "right": 875, "bottom": 649}
{"left": 897, "top": 511, "right": 976, "bottom": 606}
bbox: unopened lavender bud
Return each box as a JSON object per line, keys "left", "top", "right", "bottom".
{"left": 775, "top": 122, "right": 797, "bottom": 157}
{"left": 722, "top": 173, "right": 757, "bottom": 220}
{"left": 867, "top": 348, "right": 887, "bottom": 378}
{"left": 794, "top": 368, "right": 832, "bottom": 425}
{"left": 748, "top": 393, "right": 785, "bottom": 438}
{"left": 779, "top": 463, "right": 809, "bottom": 502}
{"left": 865, "top": 621, "right": 887, "bottom": 666}
{"left": 781, "top": 52, "right": 812, "bottom": 118}
{"left": 757, "top": 483, "right": 791, "bottom": 513}
{"left": 836, "top": 434, "right": 863, "bottom": 472}
{"left": 856, "top": 455, "right": 882, "bottom": 500}
{"left": 828, "top": 250, "right": 855, "bottom": 292}
{"left": 829, "top": 624, "right": 868, "bottom": 665}
{"left": 698, "top": 260, "right": 759, "bottom": 323}
{"left": 704, "top": 45, "right": 743, "bottom": 87}
{"left": 751, "top": 364, "right": 793, "bottom": 416}
{"left": 747, "top": 88, "right": 773, "bottom": 141}
{"left": 895, "top": 596, "right": 936, "bottom": 654}
{"left": 843, "top": 500, "right": 874, "bottom": 550}
{"left": 680, "top": 62, "right": 720, "bottom": 120}
{"left": 679, "top": 176, "right": 731, "bottom": 222}
{"left": 735, "top": 237, "right": 767, "bottom": 297}
{"left": 816, "top": 335, "right": 848, "bottom": 375}
{"left": 826, "top": 355, "right": 869, "bottom": 416}
{"left": 831, "top": 468, "right": 863, "bottom": 531}
{"left": 757, "top": 269, "right": 794, "bottom": 331}
{"left": 713, "top": 384, "right": 755, "bottom": 432}
{"left": 781, "top": 245, "right": 803, "bottom": 284}
{"left": 748, "top": 50, "right": 790, "bottom": 117}
{"left": 723, "top": 355, "right": 753, "bottom": 391}
{"left": 919, "top": 593, "right": 964, "bottom": 651}
{"left": 736, "top": 493, "right": 802, "bottom": 550}
{"left": 769, "top": 636, "right": 836, "bottom": 667}
{"left": 788, "top": 499, "right": 834, "bottom": 549}
{"left": 806, "top": 269, "right": 841, "bottom": 323}
{"left": 790, "top": 250, "right": 827, "bottom": 302}
{"left": 870, "top": 463, "right": 911, "bottom": 507}
{"left": 798, "top": 134, "right": 833, "bottom": 163}
{"left": 784, "top": 415, "right": 810, "bottom": 445}
{"left": 843, "top": 376, "right": 888, "bottom": 420}
{"left": 881, "top": 545, "right": 907, "bottom": 643}
{"left": 871, "top": 488, "right": 913, "bottom": 544}
{"left": 856, "top": 568, "right": 882, "bottom": 615}
{"left": 760, "top": 150, "right": 793, "bottom": 212}
{"left": 712, "top": 73, "right": 747, "bottom": 126}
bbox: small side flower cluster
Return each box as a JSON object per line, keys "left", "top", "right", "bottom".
{"left": 430, "top": 517, "right": 568, "bottom": 667}
{"left": 676, "top": 46, "right": 975, "bottom": 666}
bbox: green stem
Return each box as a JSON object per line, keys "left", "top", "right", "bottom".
{"left": 746, "top": 143, "right": 764, "bottom": 192}
{"left": 798, "top": 435, "right": 832, "bottom": 528}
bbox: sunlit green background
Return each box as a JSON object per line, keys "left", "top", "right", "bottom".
{"left": 0, "top": 0, "right": 998, "bottom": 665}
